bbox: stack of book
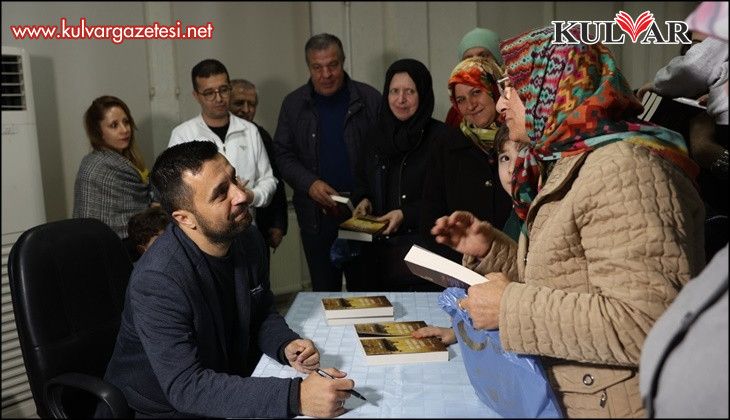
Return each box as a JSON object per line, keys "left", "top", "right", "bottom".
{"left": 403, "top": 245, "right": 487, "bottom": 289}
{"left": 355, "top": 321, "right": 449, "bottom": 365}
{"left": 321, "top": 295, "right": 395, "bottom": 326}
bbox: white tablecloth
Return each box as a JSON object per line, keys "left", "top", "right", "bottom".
{"left": 252, "top": 292, "right": 500, "bottom": 418}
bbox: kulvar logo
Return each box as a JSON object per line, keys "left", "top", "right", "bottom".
{"left": 614, "top": 11, "right": 655, "bottom": 42}
{"left": 552, "top": 10, "right": 691, "bottom": 45}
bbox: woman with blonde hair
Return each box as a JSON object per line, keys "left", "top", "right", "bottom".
{"left": 73, "top": 95, "right": 152, "bottom": 243}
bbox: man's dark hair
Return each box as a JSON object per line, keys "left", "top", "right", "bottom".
{"left": 151, "top": 141, "right": 220, "bottom": 220}
{"left": 128, "top": 206, "right": 170, "bottom": 248}
{"left": 304, "top": 33, "right": 345, "bottom": 65}
{"left": 191, "top": 59, "right": 230, "bottom": 91}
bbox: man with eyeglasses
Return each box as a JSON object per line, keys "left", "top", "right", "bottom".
{"left": 169, "top": 59, "right": 277, "bottom": 219}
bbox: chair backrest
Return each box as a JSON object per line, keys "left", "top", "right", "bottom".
{"left": 8, "top": 218, "right": 133, "bottom": 418}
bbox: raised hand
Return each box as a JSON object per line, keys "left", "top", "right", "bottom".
{"left": 431, "top": 211, "right": 495, "bottom": 259}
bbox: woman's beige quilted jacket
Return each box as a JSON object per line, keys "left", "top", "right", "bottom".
{"left": 465, "top": 141, "right": 706, "bottom": 417}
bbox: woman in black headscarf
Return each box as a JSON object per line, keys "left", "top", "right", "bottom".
{"left": 350, "top": 58, "right": 449, "bottom": 291}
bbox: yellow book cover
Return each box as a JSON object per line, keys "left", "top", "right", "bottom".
{"left": 338, "top": 215, "right": 388, "bottom": 242}
{"left": 321, "top": 295, "right": 394, "bottom": 319}
{"left": 359, "top": 336, "right": 448, "bottom": 365}
{"left": 355, "top": 321, "right": 428, "bottom": 337}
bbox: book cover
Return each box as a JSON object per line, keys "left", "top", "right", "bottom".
{"left": 403, "top": 245, "right": 487, "bottom": 290}
{"left": 321, "top": 194, "right": 355, "bottom": 220}
{"left": 355, "top": 321, "right": 428, "bottom": 337}
{"left": 338, "top": 215, "right": 388, "bottom": 242}
{"left": 326, "top": 315, "right": 396, "bottom": 326}
{"left": 358, "top": 336, "right": 448, "bottom": 366}
{"left": 321, "top": 295, "right": 394, "bottom": 319}
{"left": 637, "top": 92, "right": 706, "bottom": 140}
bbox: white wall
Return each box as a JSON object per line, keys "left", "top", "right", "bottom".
{"left": 2, "top": 0, "right": 699, "bottom": 224}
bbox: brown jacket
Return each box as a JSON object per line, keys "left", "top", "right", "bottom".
{"left": 465, "top": 141, "right": 706, "bottom": 417}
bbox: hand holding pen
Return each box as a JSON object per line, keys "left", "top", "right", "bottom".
{"left": 315, "top": 368, "right": 368, "bottom": 401}
{"left": 300, "top": 367, "right": 354, "bottom": 417}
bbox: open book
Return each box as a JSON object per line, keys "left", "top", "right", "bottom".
{"left": 403, "top": 245, "right": 487, "bottom": 290}
{"left": 338, "top": 215, "right": 388, "bottom": 242}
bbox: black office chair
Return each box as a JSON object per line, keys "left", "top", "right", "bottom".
{"left": 8, "top": 218, "right": 133, "bottom": 418}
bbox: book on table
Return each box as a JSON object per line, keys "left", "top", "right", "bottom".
{"left": 403, "top": 245, "right": 487, "bottom": 290}
{"left": 326, "top": 315, "right": 396, "bottom": 326}
{"left": 358, "top": 333, "right": 448, "bottom": 366}
{"left": 321, "top": 295, "right": 394, "bottom": 326}
{"left": 354, "top": 320, "right": 428, "bottom": 337}
{"left": 321, "top": 194, "right": 355, "bottom": 219}
{"left": 338, "top": 214, "right": 388, "bottom": 242}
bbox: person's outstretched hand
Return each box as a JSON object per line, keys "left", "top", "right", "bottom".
{"left": 636, "top": 81, "right": 654, "bottom": 100}
{"left": 431, "top": 211, "right": 495, "bottom": 259}
{"left": 353, "top": 198, "right": 372, "bottom": 217}
{"left": 412, "top": 326, "right": 457, "bottom": 345}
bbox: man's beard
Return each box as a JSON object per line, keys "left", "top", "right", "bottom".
{"left": 195, "top": 207, "right": 252, "bottom": 245}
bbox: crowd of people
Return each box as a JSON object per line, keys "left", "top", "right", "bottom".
{"left": 70, "top": 2, "right": 727, "bottom": 417}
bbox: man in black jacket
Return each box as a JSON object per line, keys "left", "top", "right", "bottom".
{"left": 273, "top": 33, "right": 381, "bottom": 291}
{"left": 99, "top": 141, "right": 354, "bottom": 418}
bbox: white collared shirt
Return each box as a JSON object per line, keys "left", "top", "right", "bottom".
{"left": 169, "top": 112, "right": 277, "bottom": 209}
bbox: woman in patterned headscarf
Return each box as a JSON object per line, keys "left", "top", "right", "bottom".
{"left": 420, "top": 57, "right": 513, "bottom": 265}
{"left": 430, "top": 26, "right": 706, "bottom": 417}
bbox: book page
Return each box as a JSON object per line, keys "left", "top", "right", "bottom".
{"left": 404, "top": 245, "right": 486, "bottom": 289}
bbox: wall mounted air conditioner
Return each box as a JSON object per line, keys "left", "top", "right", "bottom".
{"left": 1, "top": 45, "right": 45, "bottom": 419}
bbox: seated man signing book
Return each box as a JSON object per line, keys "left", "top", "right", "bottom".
{"left": 98, "top": 141, "right": 355, "bottom": 418}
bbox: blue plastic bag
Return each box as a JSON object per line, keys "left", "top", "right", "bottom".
{"left": 439, "top": 287, "right": 563, "bottom": 418}
{"left": 329, "top": 238, "right": 363, "bottom": 269}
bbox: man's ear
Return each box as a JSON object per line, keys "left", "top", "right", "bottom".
{"left": 172, "top": 209, "right": 196, "bottom": 229}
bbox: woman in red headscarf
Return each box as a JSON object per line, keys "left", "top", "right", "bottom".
{"left": 431, "top": 26, "right": 706, "bottom": 417}
{"left": 420, "top": 57, "right": 513, "bottom": 265}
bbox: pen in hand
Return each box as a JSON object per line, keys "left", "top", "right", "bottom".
{"left": 315, "top": 368, "right": 368, "bottom": 401}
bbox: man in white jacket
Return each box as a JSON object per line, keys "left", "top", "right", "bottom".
{"left": 169, "top": 59, "right": 276, "bottom": 219}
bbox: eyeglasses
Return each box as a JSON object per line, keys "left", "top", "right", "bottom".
{"left": 496, "top": 77, "right": 511, "bottom": 99}
{"left": 198, "top": 85, "right": 232, "bottom": 101}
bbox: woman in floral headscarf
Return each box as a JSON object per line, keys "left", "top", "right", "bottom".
{"left": 420, "top": 56, "right": 513, "bottom": 264}
{"left": 430, "top": 26, "right": 706, "bottom": 417}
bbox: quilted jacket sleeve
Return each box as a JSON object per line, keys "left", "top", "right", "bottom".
{"left": 473, "top": 142, "right": 706, "bottom": 366}
{"left": 463, "top": 227, "right": 519, "bottom": 282}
